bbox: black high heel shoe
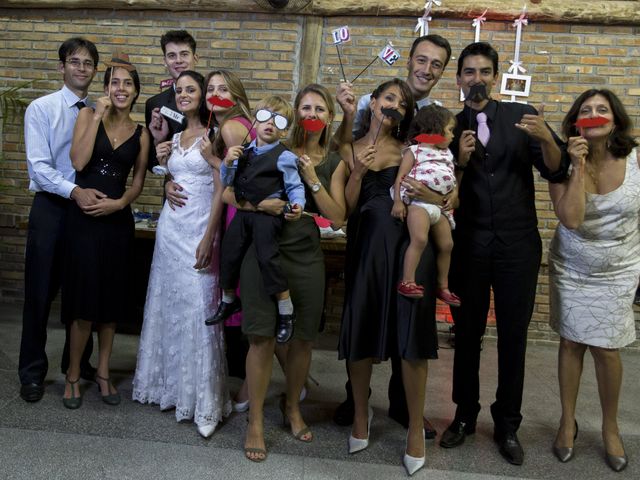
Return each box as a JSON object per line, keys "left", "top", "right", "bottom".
{"left": 279, "top": 394, "right": 312, "bottom": 442}
{"left": 96, "top": 375, "right": 121, "bottom": 406}
{"left": 553, "top": 420, "right": 578, "bottom": 463}
{"left": 62, "top": 376, "right": 82, "bottom": 409}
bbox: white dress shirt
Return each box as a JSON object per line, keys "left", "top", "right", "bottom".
{"left": 24, "top": 85, "right": 89, "bottom": 199}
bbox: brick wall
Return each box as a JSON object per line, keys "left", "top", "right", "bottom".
{"left": 0, "top": 9, "right": 638, "bottom": 345}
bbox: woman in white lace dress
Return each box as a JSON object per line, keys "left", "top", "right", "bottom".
{"left": 548, "top": 89, "right": 639, "bottom": 472}
{"left": 133, "top": 70, "right": 231, "bottom": 438}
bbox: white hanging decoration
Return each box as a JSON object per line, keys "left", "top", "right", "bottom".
{"left": 508, "top": 5, "right": 528, "bottom": 75}
{"left": 415, "top": 1, "right": 442, "bottom": 36}
{"left": 471, "top": 9, "right": 488, "bottom": 43}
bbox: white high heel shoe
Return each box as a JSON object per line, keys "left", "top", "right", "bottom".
{"left": 348, "top": 406, "right": 373, "bottom": 454}
{"left": 197, "top": 424, "right": 216, "bottom": 438}
{"left": 403, "top": 429, "right": 425, "bottom": 476}
{"left": 233, "top": 399, "right": 249, "bottom": 413}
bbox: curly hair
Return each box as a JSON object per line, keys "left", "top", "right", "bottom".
{"left": 407, "top": 104, "right": 455, "bottom": 143}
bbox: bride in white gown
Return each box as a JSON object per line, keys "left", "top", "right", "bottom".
{"left": 133, "top": 70, "right": 231, "bottom": 438}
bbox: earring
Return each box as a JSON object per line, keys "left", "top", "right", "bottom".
{"left": 396, "top": 124, "right": 400, "bottom": 136}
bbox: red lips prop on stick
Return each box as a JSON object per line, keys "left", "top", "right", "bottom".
{"left": 414, "top": 133, "right": 447, "bottom": 145}
{"left": 300, "top": 118, "right": 326, "bottom": 155}
{"left": 575, "top": 117, "right": 610, "bottom": 128}
{"left": 575, "top": 116, "right": 610, "bottom": 137}
{"left": 206, "top": 96, "right": 236, "bottom": 131}
{"left": 301, "top": 118, "right": 326, "bottom": 132}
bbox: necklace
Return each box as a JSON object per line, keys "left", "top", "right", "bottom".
{"left": 585, "top": 161, "right": 600, "bottom": 188}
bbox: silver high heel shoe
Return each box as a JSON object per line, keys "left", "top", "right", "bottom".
{"left": 348, "top": 406, "right": 373, "bottom": 454}
{"left": 605, "top": 437, "right": 628, "bottom": 472}
{"left": 552, "top": 420, "right": 578, "bottom": 463}
{"left": 403, "top": 429, "right": 425, "bottom": 476}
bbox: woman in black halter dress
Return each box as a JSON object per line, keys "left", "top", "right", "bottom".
{"left": 62, "top": 61, "right": 149, "bottom": 409}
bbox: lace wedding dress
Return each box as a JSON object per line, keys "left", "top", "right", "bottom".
{"left": 133, "top": 132, "right": 231, "bottom": 429}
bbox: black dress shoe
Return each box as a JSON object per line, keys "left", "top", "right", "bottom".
{"left": 439, "top": 420, "right": 476, "bottom": 448}
{"left": 205, "top": 298, "right": 242, "bottom": 325}
{"left": 494, "top": 431, "right": 524, "bottom": 465}
{"left": 388, "top": 408, "right": 438, "bottom": 439}
{"left": 20, "top": 383, "right": 44, "bottom": 403}
{"left": 275, "top": 312, "right": 295, "bottom": 343}
{"left": 333, "top": 397, "right": 355, "bottom": 426}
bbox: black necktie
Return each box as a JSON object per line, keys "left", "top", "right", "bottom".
{"left": 75, "top": 101, "right": 86, "bottom": 110}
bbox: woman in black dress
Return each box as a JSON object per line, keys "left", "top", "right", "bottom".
{"left": 338, "top": 79, "right": 432, "bottom": 476}
{"left": 62, "top": 57, "right": 149, "bottom": 409}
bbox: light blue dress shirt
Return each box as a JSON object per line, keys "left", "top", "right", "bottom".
{"left": 24, "top": 85, "right": 89, "bottom": 199}
{"left": 220, "top": 139, "right": 306, "bottom": 208}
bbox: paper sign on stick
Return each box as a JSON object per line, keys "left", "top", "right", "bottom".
{"left": 331, "top": 26, "right": 351, "bottom": 44}
{"left": 378, "top": 43, "right": 400, "bottom": 66}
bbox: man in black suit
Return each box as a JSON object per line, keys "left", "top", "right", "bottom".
{"left": 145, "top": 30, "right": 198, "bottom": 206}
{"left": 440, "top": 42, "right": 568, "bottom": 465}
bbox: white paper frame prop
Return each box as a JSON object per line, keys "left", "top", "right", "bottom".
{"left": 500, "top": 74, "right": 531, "bottom": 97}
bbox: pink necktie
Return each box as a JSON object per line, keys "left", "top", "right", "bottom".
{"left": 476, "top": 112, "right": 490, "bottom": 147}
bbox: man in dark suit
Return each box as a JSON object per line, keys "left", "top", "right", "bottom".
{"left": 440, "top": 42, "right": 568, "bottom": 465}
{"left": 145, "top": 30, "right": 198, "bottom": 206}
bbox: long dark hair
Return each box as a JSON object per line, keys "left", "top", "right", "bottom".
{"left": 354, "top": 78, "right": 415, "bottom": 142}
{"left": 103, "top": 66, "right": 141, "bottom": 109}
{"left": 176, "top": 70, "right": 209, "bottom": 127}
{"left": 562, "top": 89, "right": 637, "bottom": 158}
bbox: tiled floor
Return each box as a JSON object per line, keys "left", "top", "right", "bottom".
{"left": 1, "top": 303, "right": 638, "bottom": 479}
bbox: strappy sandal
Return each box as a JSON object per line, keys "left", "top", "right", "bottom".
{"left": 96, "top": 374, "right": 121, "bottom": 405}
{"left": 398, "top": 281, "right": 425, "bottom": 299}
{"left": 62, "top": 376, "right": 82, "bottom": 409}
{"left": 279, "top": 394, "right": 313, "bottom": 442}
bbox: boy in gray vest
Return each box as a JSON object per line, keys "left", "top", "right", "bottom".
{"left": 207, "top": 95, "right": 305, "bottom": 344}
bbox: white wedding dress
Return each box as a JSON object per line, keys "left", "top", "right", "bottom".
{"left": 133, "top": 132, "right": 231, "bottom": 429}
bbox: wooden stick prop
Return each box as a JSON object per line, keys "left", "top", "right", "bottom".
{"left": 351, "top": 56, "right": 378, "bottom": 83}
{"left": 373, "top": 107, "right": 403, "bottom": 145}
{"left": 206, "top": 95, "right": 236, "bottom": 132}
{"left": 331, "top": 26, "right": 351, "bottom": 81}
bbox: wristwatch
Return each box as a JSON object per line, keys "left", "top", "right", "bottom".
{"left": 310, "top": 181, "right": 322, "bottom": 193}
